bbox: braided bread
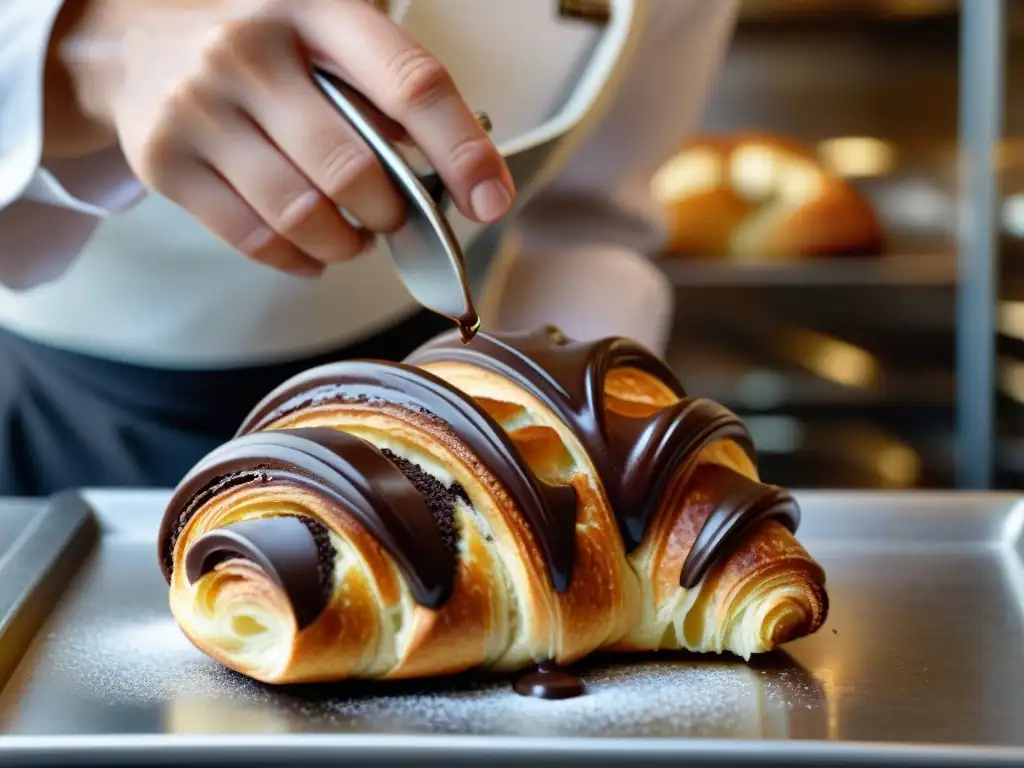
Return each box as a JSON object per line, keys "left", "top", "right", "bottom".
{"left": 159, "top": 326, "right": 828, "bottom": 689}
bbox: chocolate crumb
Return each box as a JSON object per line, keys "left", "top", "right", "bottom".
{"left": 380, "top": 448, "right": 463, "bottom": 556}
{"left": 298, "top": 517, "right": 336, "bottom": 602}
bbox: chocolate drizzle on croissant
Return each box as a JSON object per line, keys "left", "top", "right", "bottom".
{"left": 680, "top": 463, "right": 800, "bottom": 588}
{"left": 161, "top": 327, "right": 806, "bottom": 636}
{"left": 406, "top": 327, "right": 800, "bottom": 589}
{"left": 160, "top": 427, "right": 458, "bottom": 623}
{"left": 236, "top": 359, "right": 579, "bottom": 592}
{"left": 184, "top": 516, "right": 330, "bottom": 629}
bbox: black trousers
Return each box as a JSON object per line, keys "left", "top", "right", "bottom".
{"left": 0, "top": 310, "right": 452, "bottom": 496}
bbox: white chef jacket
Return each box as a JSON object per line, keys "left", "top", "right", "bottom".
{"left": 0, "top": 0, "right": 738, "bottom": 369}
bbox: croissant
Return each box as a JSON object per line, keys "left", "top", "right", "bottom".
{"left": 158, "top": 326, "right": 828, "bottom": 691}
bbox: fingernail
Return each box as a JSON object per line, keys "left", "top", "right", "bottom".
{"left": 470, "top": 178, "right": 512, "bottom": 222}
{"left": 340, "top": 208, "right": 363, "bottom": 228}
{"left": 288, "top": 262, "right": 324, "bottom": 278}
{"left": 239, "top": 227, "right": 276, "bottom": 255}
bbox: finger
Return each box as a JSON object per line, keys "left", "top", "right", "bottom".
{"left": 294, "top": 0, "right": 515, "bottom": 223}
{"left": 160, "top": 159, "right": 325, "bottom": 277}
{"left": 196, "top": 107, "right": 369, "bottom": 262}
{"left": 326, "top": 81, "right": 409, "bottom": 144}
{"left": 245, "top": 70, "right": 409, "bottom": 235}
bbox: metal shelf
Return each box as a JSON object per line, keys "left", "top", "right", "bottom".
{"left": 748, "top": 416, "right": 953, "bottom": 490}
{"left": 656, "top": 0, "right": 1004, "bottom": 489}
{"left": 738, "top": 0, "right": 958, "bottom": 23}
{"left": 957, "top": 0, "right": 1004, "bottom": 488}
{"left": 667, "top": 336, "right": 954, "bottom": 411}
{"left": 658, "top": 251, "right": 956, "bottom": 288}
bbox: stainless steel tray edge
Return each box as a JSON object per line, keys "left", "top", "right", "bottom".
{"left": 997, "top": 499, "right": 1024, "bottom": 649}
{"left": 0, "top": 492, "right": 97, "bottom": 692}
{"left": 3, "top": 489, "right": 1024, "bottom": 766}
{"left": 2, "top": 733, "right": 1024, "bottom": 767}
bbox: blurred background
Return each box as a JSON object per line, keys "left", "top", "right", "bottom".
{"left": 648, "top": 0, "right": 1018, "bottom": 492}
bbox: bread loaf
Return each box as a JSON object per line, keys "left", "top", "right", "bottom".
{"left": 652, "top": 132, "right": 883, "bottom": 260}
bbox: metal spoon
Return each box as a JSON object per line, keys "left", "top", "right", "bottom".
{"left": 312, "top": 68, "right": 481, "bottom": 342}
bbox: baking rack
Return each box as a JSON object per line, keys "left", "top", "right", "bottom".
{"left": 659, "top": 0, "right": 1005, "bottom": 491}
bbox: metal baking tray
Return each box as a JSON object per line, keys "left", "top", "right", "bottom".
{"left": 0, "top": 489, "right": 1023, "bottom": 766}
{"left": 0, "top": 493, "right": 96, "bottom": 694}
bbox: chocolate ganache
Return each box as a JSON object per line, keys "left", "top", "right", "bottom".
{"left": 680, "top": 463, "right": 800, "bottom": 587}
{"left": 159, "top": 427, "right": 458, "bottom": 627}
{"left": 406, "top": 326, "right": 801, "bottom": 589}
{"left": 235, "top": 359, "right": 578, "bottom": 592}
{"left": 161, "top": 327, "right": 802, "bottom": 634}
{"left": 513, "top": 661, "right": 586, "bottom": 700}
{"left": 184, "top": 516, "right": 328, "bottom": 629}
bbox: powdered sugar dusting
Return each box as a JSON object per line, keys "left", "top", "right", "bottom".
{"left": 46, "top": 615, "right": 270, "bottom": 704}
{"left": 6, "top": 540, "right": 825, "bottom": 739}
{"left": 304, "top": 661, "right": 772, "bottom": 738}
{"left": 37, "top": 608, "right": 814, "bottom": 737}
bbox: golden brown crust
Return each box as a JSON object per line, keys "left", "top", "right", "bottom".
{"left": 171, "top": 484, "right": 389, "bottom": 683}
{"left": 421, "top": 360, "right": 828, "bottom": 661}
{"left": 739, "top": 175, "right": 883, "bottom": 258}
{"left": 654, "top": 131, "right": 883, "bottom": 259}
{"left": 666, "top": 188, "right": 753, "bottom": 256}
{"left": 168, "top": 353, "right": 828, "bottom": 684}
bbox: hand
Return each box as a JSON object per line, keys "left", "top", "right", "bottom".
{"left": 47, "top": 0, "right": 515, "bottom": 276}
